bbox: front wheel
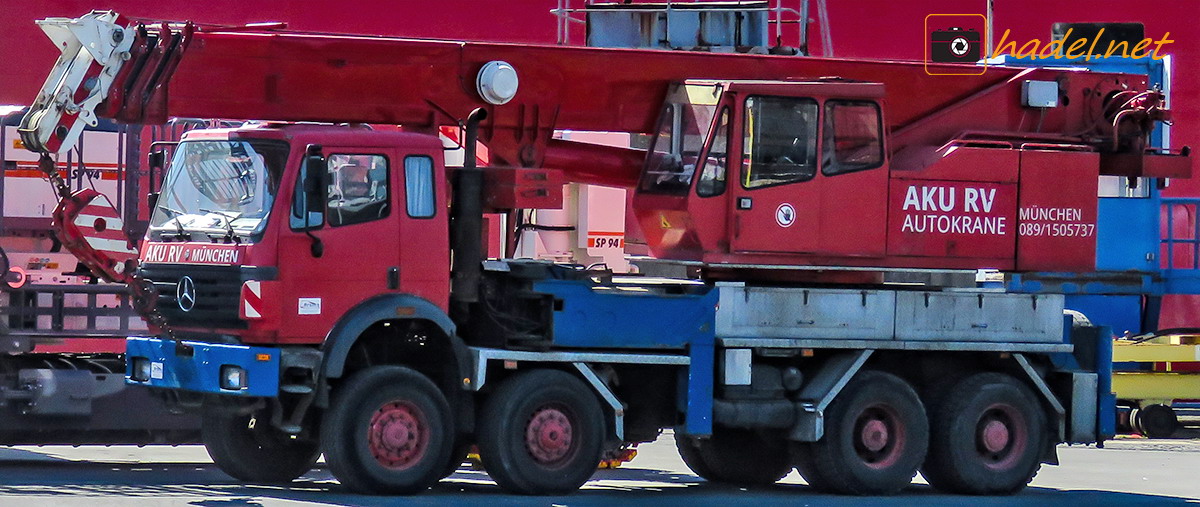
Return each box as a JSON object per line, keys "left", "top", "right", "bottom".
{"left": 201, "top": 408, "right": 320, "bottom": 484}
{"left": 477, "top": 369, "right": 605, "bottom": 495}
{"left": 321, "top": 366, "right": 454, "bottom": 495}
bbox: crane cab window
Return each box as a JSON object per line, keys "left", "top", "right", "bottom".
{"left": 696, "top": 107, "right": 731, "bottom": 197}
{"left": 823, "top": 100, "right": 883, "bottom": 175}
{"left": 639, "top": 84, "right": 721, "bottom": 195}
{"left": 326, "top": 154, "right": 389, "bottom": 227}
{"left": 742, "top": 96, "right": 819, "bottom": 189}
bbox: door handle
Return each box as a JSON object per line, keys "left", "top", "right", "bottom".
{"left": 387, "top": 267, "right": 400, "bottom": 290}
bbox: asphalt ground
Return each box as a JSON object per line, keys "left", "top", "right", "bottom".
{"left": 0, "top": 431, "right": 1195, "bottom": 506}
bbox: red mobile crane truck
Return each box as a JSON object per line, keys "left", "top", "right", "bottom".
{"left": 19, "top": 10, "right": 1187, "bottom": 497}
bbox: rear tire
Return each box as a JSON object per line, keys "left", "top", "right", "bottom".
{"left": 201, "top": 409, "right": 320, "bottom": 484}
{"left": 793, "top": 370, "right": 928, "bottom": 495}
{"left": 921, "top": 372, "right": 1047, "bottom": 495}
{"left": 1135, "top": 404, "right": 1178, "bottom": 439}
{"left": 675, "top": 428, "right": 791, "bottom": 486}
{"left": 477, "top": 369, "right": 605, "bottom": 495}
{"left": 322, "top": 366, "right": 454, "bottom": 495}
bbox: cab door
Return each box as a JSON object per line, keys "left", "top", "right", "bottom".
{"left": 394, "top": 151, "right": 449, "bottom": 309}
{"left": 817, "top": 99, "right": 888, "bottom": 257}
{"left": 278, "top": 147, "right": 400, "bottom": 343}
{"left": 730, "top": 95, "right": 822, "bottom": 254}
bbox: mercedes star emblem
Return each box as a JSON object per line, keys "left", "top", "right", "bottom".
{"left": 177, "top": 275, "right": 196, "bottom": 312}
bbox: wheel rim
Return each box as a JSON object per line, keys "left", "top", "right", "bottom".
{"left": 974, "top": 403, "right": 1027, "bottom": 471}
{"left": 368, "top": 400, "right": 429, "bottom": 470}
{"left": 525, "top": 403, "right": 577, "bottom": 468}
{"left": 852, "top": 404, "right": 905, "bottom": 469}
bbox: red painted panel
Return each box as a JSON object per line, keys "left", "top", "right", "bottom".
{"left": 887, "top": 179, "right": 1017, "bottom": 261}
{"left": 730, "top": 179, "right": 821, "bottom": 255}
{"left": 819, "top": 166, "right": 888, "bottom": 257}
{"left": 1016, "top": 150, "right": 1098, "bottom": 272}
{"left": 892, "top": 146, "right": 1019, "bottom": 183}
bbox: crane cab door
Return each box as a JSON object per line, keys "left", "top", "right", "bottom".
{"left": 729, "top": 95, "right": 887, "bottom": 258}
{"left": 729, "top": 95, "right": 823, "bottom": 254}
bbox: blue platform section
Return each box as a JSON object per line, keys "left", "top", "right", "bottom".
{"left": 1065, "top": 295, "right": 1142, "bottom": 336}
{"left": 533, "top": 279, "right": 718, "bottom": 349}
{"left": 126, "top": 337, "right": 280, "bottom": 397}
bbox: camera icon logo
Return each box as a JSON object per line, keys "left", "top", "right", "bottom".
{"left": 925, "top": 14, "right": 988, "bottom": 76}
{"left": 931, "top": 27, "right": 981, "bottom": 63}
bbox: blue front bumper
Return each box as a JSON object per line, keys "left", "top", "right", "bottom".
{"left": 126, "top": 337, "right": 281, "bottom": 397}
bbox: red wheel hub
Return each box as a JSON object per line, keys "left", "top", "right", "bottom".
{"left": 525, "top": 405, "right": 575, "bottom": 467}
{"left": 861, "top": 418, "right": 890, "bottom": 453}
{"left": 976, "top": 403, "right": 1027, "bottom": 470}
{"left": 981, "top": 419, "right": 1011, "bottom": 453}
{"left": 368, "top": 401, "right": 429, "bottom": 470}
{"left": 853, "top": 405, "right": 905, "bottom": 469}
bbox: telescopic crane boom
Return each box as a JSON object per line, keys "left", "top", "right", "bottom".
{"left": 18, "top": 10, "right": 1186, "bottom": 285}
{"left": 22, "top": 11, "right": 1174, "bottom": 181}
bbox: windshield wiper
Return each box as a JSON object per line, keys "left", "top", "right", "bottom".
{"left": 156, "top": 204, "right": 191, "bottom": 241}
{"left": 201, "top": 208, "right": 243, "bottom": 244}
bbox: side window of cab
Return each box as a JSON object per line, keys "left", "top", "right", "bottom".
{"left": 741, "top": 96, "right": 819, "bottom": 189}
{"left": 822, "top": 100, "right": 884, "bottom": 175}
{"left": 326, "top": 154, "right": 390, "bottom": 227}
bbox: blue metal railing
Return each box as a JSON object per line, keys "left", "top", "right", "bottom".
{"left": 1161, "top": 197, "right": 1200, "bottom": 273}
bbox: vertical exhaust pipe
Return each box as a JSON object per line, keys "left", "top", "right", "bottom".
{"left": 450, "top": 108, "right": 488, "bottom": 310}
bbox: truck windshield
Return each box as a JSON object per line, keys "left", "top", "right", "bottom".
{"left": 638, "top": 83, "right": 721, "bottom": 196}
{"left": 149, "top": 140, "right": 286, "bottom": 242}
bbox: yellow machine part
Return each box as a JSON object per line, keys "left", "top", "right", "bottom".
{"left": 1112, "top": 340, "right": 1200, "bottom": 404}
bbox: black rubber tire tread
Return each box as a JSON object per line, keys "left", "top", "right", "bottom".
{"left": 201, "top": 409, "right": 320, "bottom": 484}
{"left": 675, "top": 429, "right": 791, "bottom": 486}
{"left": 1135, "top": 404, "right": 1178, "bottom": 439}
{"left": 793, "top": 370, "right": 928, "bottom": 495}
{"left": 321, "top": 366, "right": 454, "bottom": 495}
{"left": 675, "top": 432, "right": 718, "bottom": 481}
{"left": 477, "top": 369, "right": 605, "bottom": 495}
{"left": 792, "top": 442, "right": 832, "bottom": 491}
{"left": 921, "top": 372, "right": 1047, "bottom": 495}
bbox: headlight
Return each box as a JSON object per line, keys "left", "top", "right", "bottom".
{"left": 130, "top": 357, "right": 151, "bottom": 382}
{"left": 219, "top": 365, "right": 246, "bottom": 390}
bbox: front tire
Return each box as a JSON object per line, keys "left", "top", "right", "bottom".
{"left": 921, "top": 372, "right": 1047, "bottom": 495}
{"left": 201, "top": 408, "right": 320, "bottom": 484}
{"left": 477, "top": 369, "right": 605, "bottom": 495}
{"left": 321, "top": 366, "right": 454, "bottom": 495}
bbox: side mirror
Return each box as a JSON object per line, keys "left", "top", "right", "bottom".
{"left": 303, "top": 144, "right": 326, "bottom": 215}
{"left": 148, "top": 150, "right": 166, "bottom": 171}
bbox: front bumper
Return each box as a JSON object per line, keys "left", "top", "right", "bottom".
{"left": 126, "top": 337, "right": 280, "bottom": 397}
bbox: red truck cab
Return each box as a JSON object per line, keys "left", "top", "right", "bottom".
{"left": 140, "top": 124, "right": 448, "bottom": 345}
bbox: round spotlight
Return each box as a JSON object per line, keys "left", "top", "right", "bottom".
{"left": 476, "top": 61, "right": 518, "bottom": 105}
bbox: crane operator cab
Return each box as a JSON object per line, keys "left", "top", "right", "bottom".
{"left": 632, "top": 79, "right": 889, "bottom": 267}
